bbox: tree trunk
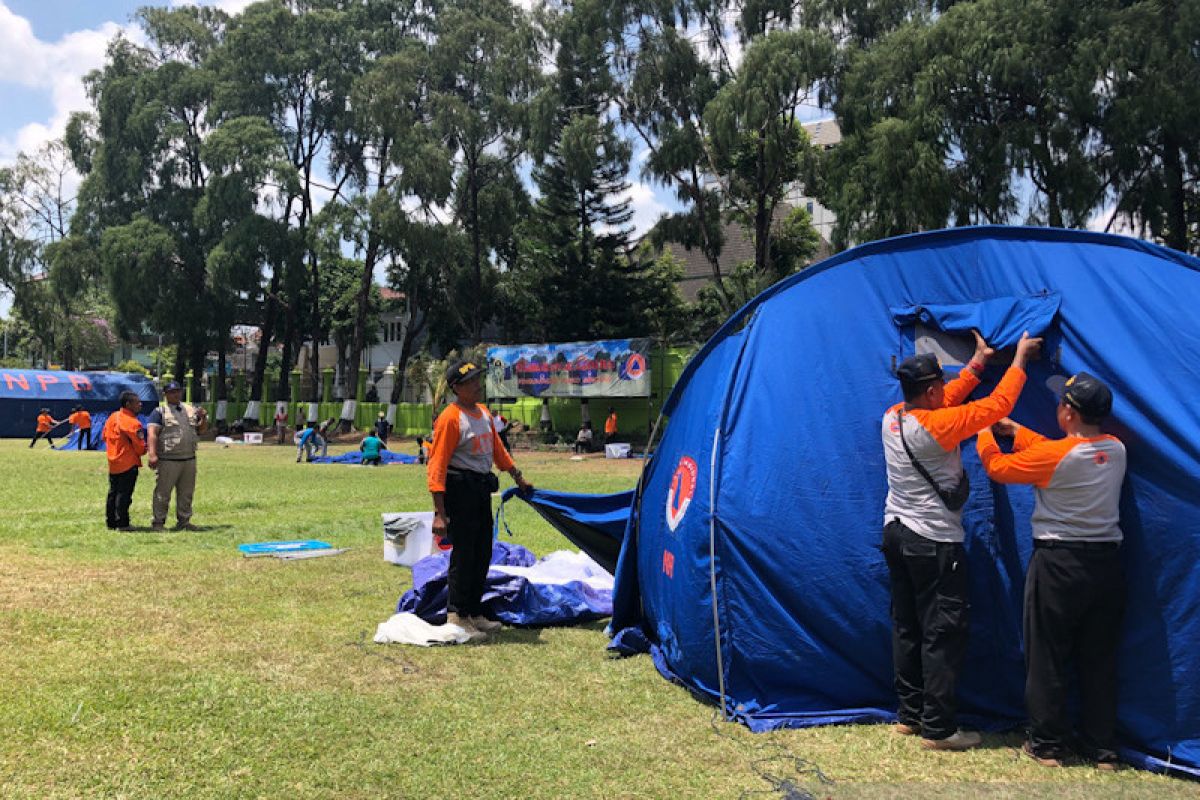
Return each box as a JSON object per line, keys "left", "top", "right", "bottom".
{"left": 389, "top": 308, "right": 425, "bottom": 405}
{"left": 173, "top": 346, "right": 185, "bottom": 385}
{"left": 189, "top": 342, "right": 205, "bottom": 404}
{"left": 342, "top": 139, "right": 392, "bottom": 430}
{"left": 276, "top": 306, "right": 295, "bottom": 401}
{"left": 470, "top": 167, "right": 483, "bottom": 343}
{"left": 216, "top": 341, "right": 228, "bottom": 429}
{"left": 248, "top": 272, "right": 281, "bottom": 419}
{"left": 1163, "top": 136, "right": 1188, "bottom": 252}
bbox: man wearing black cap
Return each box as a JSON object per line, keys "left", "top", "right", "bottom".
{"left": 147, "top": 381, "right": 208, "bottom": 531}
{"left": 977, "top": 372, "right": 1126, "bottom": 769}
{"left": 881, "top": 331, "right": 1042, "bottom": 751}
{"left": 426, "top": 359, "right": 534, "bottom": 640}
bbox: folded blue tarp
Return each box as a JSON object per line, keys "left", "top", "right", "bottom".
{"left": 310, "top": 450, "right": 418, "bottom": 465}
{"left": 396, "top": 541, "right": 613, "bottom": 627}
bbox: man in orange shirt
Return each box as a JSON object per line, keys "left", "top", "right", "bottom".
{"left": 978, "top": 373, "right": 1126, "bottom": 769}
{"left": 881, "top": 331, "right": 1041, "bottom": 750}
{"left": 604, "top": 407, "right": 618, "bottom": 443}
{"left": 427, "top": 359, "right": 533, "bottom": 640}
{"left": 28, "top": 408, "right": 62, "bottom": 448}
{"left": 103, "top": 391, "right": 146, "bottom": 531}
{"left": 69, "top": 405, "right": 93, "bottom": 450}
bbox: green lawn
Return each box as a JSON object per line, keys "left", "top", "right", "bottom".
{"left": 0, "top": 440, "right": 1192, "bottom": 799}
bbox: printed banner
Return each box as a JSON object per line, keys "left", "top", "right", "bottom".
{"left": 487, "top": 339, "right": 651, "bottom": 398}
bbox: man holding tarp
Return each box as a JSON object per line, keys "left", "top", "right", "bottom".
{"left": 29, "top": 408, "right": 62, "bottom": 448}
{"left": 977, "top": 373, "right": 1126, "bottom": 770}
{"left": 69, "top": 406, "right": 93, "bottom": 450}
{"left": 427, "top": 359, "right": 534, "bottom": 640}
{"left": 880, "top": 331, "right": 1041, "bottom": 751}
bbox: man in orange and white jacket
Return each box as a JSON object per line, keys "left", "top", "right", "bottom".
{"left": 977, "top": 372, "right": 1126, "bottom": 769}
{"left": 427, "top": 359, "right": 533, "bottom": 641}
{"left": 881, "top": 331, "right": 1041, "bottom": 751}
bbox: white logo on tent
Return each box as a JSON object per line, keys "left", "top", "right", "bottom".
{"left": 666, "top": 456, "right": 698, "bottom": 532}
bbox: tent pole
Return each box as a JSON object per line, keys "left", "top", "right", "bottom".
{"left": 709, "top": 426, "right": 728, "bottom": 719}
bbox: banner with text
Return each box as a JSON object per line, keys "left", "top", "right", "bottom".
{"left": 487, "top": 339, "right": 651, "bottom": 398}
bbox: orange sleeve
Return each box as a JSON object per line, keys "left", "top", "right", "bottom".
{"left": 977, "top": 429, "right": 1075, "bottom": 488}
{"left": 125, "top": 416, "right": 147, "bottom": 456}
{"left": 942, "top": 369, "right": 982, "bottom": 407}
{"left": 916, "top": 366, "right": 1027, "bottom": 450}
{"left": 426, "top": 409, "right": 460, "bottom": 493}
{"left": 491, "top": 415, "right": 515, "bottom": 472}
{"left": 1012, "top": 424, "right": 1049, "bottom": 452}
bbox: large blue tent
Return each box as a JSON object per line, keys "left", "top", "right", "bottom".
{"left": 0, "top": 370, "right": 158, "bottom": 439}
{"left": 520, "top": 226, "right": 1200, "bottom": 776}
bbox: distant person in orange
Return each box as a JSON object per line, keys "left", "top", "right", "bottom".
{"left": 69, "top": 405, "right": 93, "bottom": 450}
{"left": 29, "top": 407, "right": 62, "bottom": 448}
{"left": 881, "top": 331, "right": 1041, "bottom": 751}
{"left": 103, "top": 391, "right": 146, "bottom": 531}
{"left": 604, "top": 406, "right": 618, "bottom": 443}
{"left": 977, "top": 373, "right": 1126, "bottom": 770}
{"left": 427, "top": 359, "right": 533, "bottom": 639}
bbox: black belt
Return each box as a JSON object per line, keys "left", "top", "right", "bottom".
{"left": 1034, "top": 539, "right": 1120, "bottom": 551}
{"left": 447, "top": 468, "right": 491, "bottom": 480}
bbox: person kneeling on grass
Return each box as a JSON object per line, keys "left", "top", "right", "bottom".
{"left": 427, "top": 359, "right": 533, "bottom": 641}
{"left": 360, "top": 432, "right": 386, "bottom": 466}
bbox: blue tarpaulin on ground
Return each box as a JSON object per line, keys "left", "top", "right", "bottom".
{"left": 396, "top": 541, "right": 613, "bottom": 626}
{"left": 0, "top": 370, "right": 158, "bottom": 439}
{"left": 309, "top": 450, "right": 418, "bottom": 465}
{"left": 513, "top": 227, "right": 1200, "bottom": 777}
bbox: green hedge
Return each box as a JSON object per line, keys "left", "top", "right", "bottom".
{"left": 198, "top": 346, "right": 694, "bottom": 439}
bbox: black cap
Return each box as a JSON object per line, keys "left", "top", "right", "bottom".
{"left": 163, "top": 380, "right": 182, "bottom": 392}
{"left": 1047, "top": 372, "right": 1113, "bottom": 419}
{"left": 445, "top": 359, "right": 485, "bottom": 387}
{"left": 896, "top": 353, "right": 944, "bottom": 390}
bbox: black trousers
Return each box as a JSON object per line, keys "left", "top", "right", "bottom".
{"left": 29, "top": 431, "right": 55, "bottom": 448}
{"left": 77, "top": 428, "right": 92, "bottom": 450}
{"left": 106, "top": 467, "right": 139, "bottom": 529}
{"left": 444, "top": 473, "right": 494, "bottom": 617}
{"left": 881, "top": 519, "right": 970, "bottom": 740}
{"left": 1024, "top": 543, "right": 1125, "bottom": 758}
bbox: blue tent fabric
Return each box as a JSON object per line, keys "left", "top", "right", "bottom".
{"left": 528, "top": 227, "right": 1200, "bottom": 777}
{"left": 0, "top": 370, "right": 158, "bottom": 438}
{"left": 890, "top": 293, "right": 1061, "bottom": 349}
{"left": 498, "top": 487, "right": 631, "bottom": 573}
{"left": 396, "top": 541, "right": 613, "bottom": 626}
{"left": 309, "top": 450, "right": 418, "bottom": 465}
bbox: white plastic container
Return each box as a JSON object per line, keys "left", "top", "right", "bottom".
{"left": 382, "top": 511, "right": 441, "bottom": 566}
{"left": 243, "top": 432, "right": 263, "bottom": 444}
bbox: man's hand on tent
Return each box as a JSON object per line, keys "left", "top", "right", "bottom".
{"left": 991, "top": 418, "right": 1019, "bottom": 438}
{"left": 1013, "top": 332, "right": 1044, "bottom": 369}
{"left": 971, "top": 329, "right": 995, "bottom": 363}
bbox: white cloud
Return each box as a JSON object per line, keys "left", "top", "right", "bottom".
{"left": 0, "top": 3, "right": 136, "bottom": 163}
{"left": 619, "top": 180, "right": 669, "bottom": 238}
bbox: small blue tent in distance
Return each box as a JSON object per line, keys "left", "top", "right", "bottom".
{"left": 517, "top": 226, "right": 1200, "bottom": 776}
{"left": 0, "top": 370, "right": 158, "bottom": 439}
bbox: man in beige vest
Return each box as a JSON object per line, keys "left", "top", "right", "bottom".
{"left": 147, "top": 380, "right": 208, "bottom": 531}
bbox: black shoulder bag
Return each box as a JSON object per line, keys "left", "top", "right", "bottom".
{"left": 897, "top": 408, "right": 970, "bottom": 511}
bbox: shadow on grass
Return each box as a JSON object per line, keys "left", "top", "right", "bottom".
{"left": 117, "top": 524, "right": 234, "bottom": 533}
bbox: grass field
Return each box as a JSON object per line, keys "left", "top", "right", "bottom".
{"left": 0, "top": 440, "right": 1193, "bottom": 799}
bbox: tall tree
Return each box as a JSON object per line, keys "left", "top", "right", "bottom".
{"left": 210, "top": 0, "right": 355, "bottom": 414}
{"left": 69, "top": 8, "right": 227, "bottom": 393}
{"left": 430, "top": 0, "right": 539, "bottom": 343}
